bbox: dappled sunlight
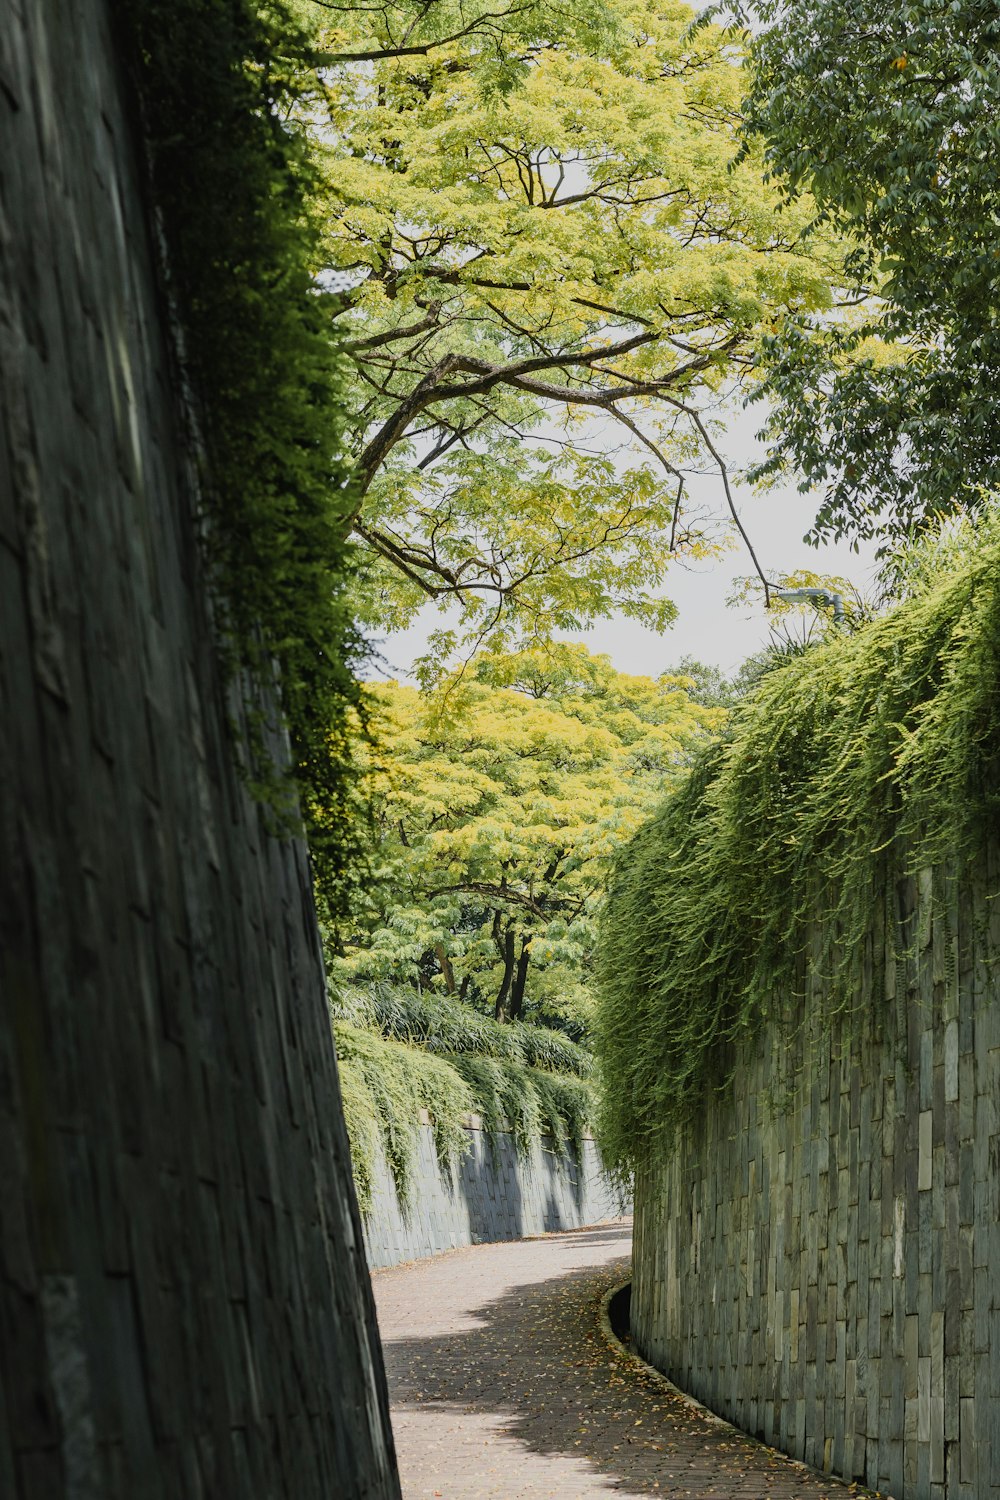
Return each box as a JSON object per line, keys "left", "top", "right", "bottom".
{"left": 374, "top": 1226, "right": 857, "bottom": 1499}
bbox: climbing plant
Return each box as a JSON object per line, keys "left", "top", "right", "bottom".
{"left": 334, "top": 1017, "right": 596, "bottom": 1212}
{"left": 120, "top": 0, "right": 364, "bottom": 912}
{"left": 594, "top": 514, "right": 1000, "bottom": 1177}
{"left": 335, "top": 1022, "right": 474, "bottom": 1213}
{"left": 336, "top": 984, "right": 592, "bottom": 1075}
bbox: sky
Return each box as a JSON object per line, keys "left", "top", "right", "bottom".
{"left": 370, "top": 402, "right": 881, "bottom": 683}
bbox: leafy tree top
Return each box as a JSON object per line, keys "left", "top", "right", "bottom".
{"left": 335, "top": 642, "right": 721, "bottom": 1021}
{"left": 738, "top": 0, "right": 1000, "bottom": 549}
{"left": 299, "top": 0, "right": 838, "bottom": 655}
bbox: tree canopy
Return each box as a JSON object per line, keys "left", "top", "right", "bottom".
{"left": 299, "top": 0, "right": 837, "bottom": 656}
{"left": 332, "top": 644, "right": 720, "bottom": 1023}
{"left": 740, "top": 0, "right": 1000, "bottom": 550}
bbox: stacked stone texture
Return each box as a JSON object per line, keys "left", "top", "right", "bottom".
{"left": 632, "top": 855, "right": 1000, "bottom": 1500}
{"left": 364, "top": 1123, "right": 627, "bottom": 1270}
{"left": 0, "top": 1, "right": 399, "bottom": 1494}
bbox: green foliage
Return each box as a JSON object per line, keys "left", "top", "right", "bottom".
{"left": 334, "top": 1023, "right": 474, "bottom": 1212}
{"left": 335, "top": 983, "right": 592, "bottom": 1075}
{"left": 335, "top": 1058, "right": 385, "bottom": 1217}
{"left": 739, "top": 0, "right": 1000, "bottom": 550}
{"left": 120, "top": 0, "right": 364, "bottom": 910}
{"left": 447, "top": 1055, "right": 594, "bottom": 1159}
{"left": 334, "top": 1010, "right": 596, "bottom": 1211}
{"left": 332, "top": 644, "right": 720, "bottom": 1026}
{"left": 594, "top": 513, "right": 1000, "bottom": 1177}
{"left": 664, "top": 657, "right": 737, "bottom": 711}
{"left": 296, "top": 0, "right": 837, "bottom": 660}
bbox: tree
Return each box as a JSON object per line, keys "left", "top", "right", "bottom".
{"left": 332, "top": 644, "right": 721, "bottom": 1022}
{"left": 664, "top": 655, "right": 735, "bottom": 708}
{"left": 299, "top": 0, "right": 837, "bottom": 654}
{"left": 738, "top": 0, "right": 1000, "bottom": 551}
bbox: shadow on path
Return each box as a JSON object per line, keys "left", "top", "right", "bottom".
{"left": 379, "top": 1234, "right": 857, "bottom": 1498}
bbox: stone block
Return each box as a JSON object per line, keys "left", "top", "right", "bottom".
{"left": 631, "top": 844, "right": 1000, "bottom": 1499}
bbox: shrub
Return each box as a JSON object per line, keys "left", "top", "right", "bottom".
{"left": 334, "top": 1015, "right": 596, "bottom": 1213}
{"left": 334, "top": 983, "right": 592, "bottom": 1077}
{"left": 334, "top": 1024, "right": 473, "bottom": 1213}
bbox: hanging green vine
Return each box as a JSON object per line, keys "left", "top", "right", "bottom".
{"left": 118, "top": 0, "right": 364, "bottom": 913}
{"left": 335, "top": 1024, "right": 475, "bottom": 1214}
{"left": 334, "top": 1016, "right": 596, "bottom": 1214}
{"left": 594, "top": 516, "right": 1000, "bottom": 1178}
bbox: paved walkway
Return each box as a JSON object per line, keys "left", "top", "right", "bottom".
{"left": 372, "top": 1222, "right": 859, "bottom": 1500}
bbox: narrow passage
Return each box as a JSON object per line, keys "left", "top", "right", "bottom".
{"left": 372, "top": 1223, "right": 857, "bottom": 1499}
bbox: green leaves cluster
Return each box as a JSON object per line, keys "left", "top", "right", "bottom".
{"left": 337, "top": 983, "right": 592, "bottom": 1075}
{"left": 335, "top": 1022, "right": 475, "bottom": 1212}
{"left": 301, "top": 0, "right": 838, "bottom": 657}
{"left": 334, "top": 1017, "right": 596, "bottom": 1212}
{"left": 334, "top": 644, "right": 721, "bottom": 1025}
{"left": 448, "top": 1054, "right": 593, "bottom": 1158}
{"left": 594, "top": 513, "right": 1000, "bottom": 1176}
{"left": 742, "top": 0, "right": 1000, "bottom": 549}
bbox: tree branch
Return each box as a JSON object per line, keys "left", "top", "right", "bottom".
{"left": 315, "top": 5, "right": 528, "bottom": 64}
{"left": 342, "top": 308, "right": 442, "bottom": 353}
{"left": 429, "top": 881, "right": 548, "bottom": 918}
{"left": 352, "top": 335, "right": 667, "bottom": 501}
{"left": 678, "top": 400, "right": 777, "bottom": 601}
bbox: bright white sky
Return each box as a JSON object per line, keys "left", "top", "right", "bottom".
{"left": 371, "top": 401, "right": 880, "bottom": 682}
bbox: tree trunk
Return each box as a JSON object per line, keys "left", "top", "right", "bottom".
{"left": 509, "top": 938, "right": 531, "bottom": 1020}
{"left": 494, "top": 927, "right": 516, "bottom": 1020}
{"left": 435, "top": 943, "right": 457, "bottom": 994}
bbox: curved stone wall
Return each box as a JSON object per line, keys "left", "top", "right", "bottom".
{"left": 631, "top": 859, "right": 1000, "bottom": 1500}
{"left": 364, "top": 1121, "right": 627, "bottom": 1269}
{"left": 0, "top": 3, "right": 398, "bottom": 1494}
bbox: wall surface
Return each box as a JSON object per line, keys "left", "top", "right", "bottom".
{"left": 0, "top": 2, "right": 398, "bottom": 1495}
{"left": 364, "top": 1123, "right": 626, "bottom": 1270}
{"left": 632, "top": 857, "right": 1000, "bottom": 1500}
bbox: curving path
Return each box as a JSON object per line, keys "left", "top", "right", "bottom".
{"left": 372, "top": 1222, "right": 862, "bottom": 1499}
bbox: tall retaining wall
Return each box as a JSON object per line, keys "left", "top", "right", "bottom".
{"left": 364, "top": 1120, "right": 626, "bottom": 1269}
{"left": 631, "top": 857, "right": 1000, "bottom": 1500}
{"left": 0, "top": 2, "right": 398, "bottom": 1495}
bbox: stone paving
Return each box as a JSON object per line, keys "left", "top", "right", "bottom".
{"left": 372, "top": 1221, "right": 864, "bottom": 1500}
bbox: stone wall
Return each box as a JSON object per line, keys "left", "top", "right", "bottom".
{"left": 364, "top": 1120, "right": 627, "bottom": 1270}
{"left": 631, "top": 855, "right": 1000, "bottom": 1500}
{"left": 0, "top": 2, "right": 398, "bottom": 1495}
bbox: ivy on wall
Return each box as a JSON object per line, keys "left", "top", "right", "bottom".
{"left": 594, "top": 516, "right": 1000, "bottom": 1178}
{"left": 334, "top": 1012, "right": 596, "bottom": 1215}
{"left": 118, "top": 0, "right": 364, "bottom": 912}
